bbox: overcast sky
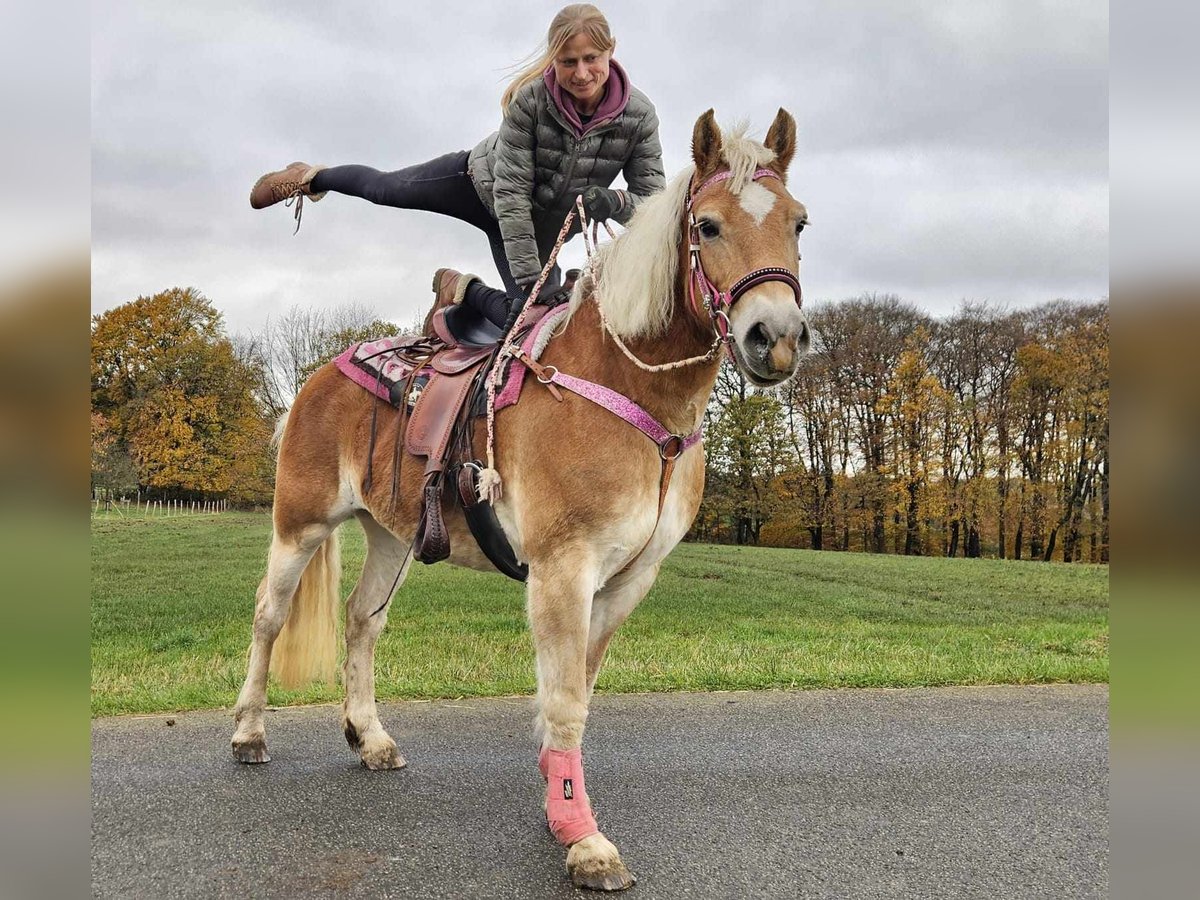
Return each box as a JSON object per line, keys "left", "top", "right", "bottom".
{"left": 91, "top": 0, "right": 1108, "bottom": 335}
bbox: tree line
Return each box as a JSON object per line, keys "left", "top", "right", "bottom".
{"left": 696, "top": 295, "right": 1109, "bottom": 563}
{"left": 92, "top": 288, "right": 1108, "bottom": 563}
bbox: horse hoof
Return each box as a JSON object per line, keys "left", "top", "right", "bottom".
{"left": 359, "top": 743, "right": 406, "bottom": 771}
{"left": 569, "top": 864, "right": 636, "bottom": 892}
{"left": 232, "top": 738, "right": 270, "bottom": 764}
{"left": 567, "top": 835, "right": 635, "bottom": 891}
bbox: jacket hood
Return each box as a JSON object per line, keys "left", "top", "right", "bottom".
{"left": 543, "top": 58, "right": 631, "bottom": 137}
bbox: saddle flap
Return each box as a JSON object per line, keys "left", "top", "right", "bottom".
{"left": 405, "top": 357, "right": 489, "bottom": 461}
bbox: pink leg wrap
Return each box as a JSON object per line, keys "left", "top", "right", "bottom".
{"left": 539, "top": 746, "right": 599, "bottom": 846}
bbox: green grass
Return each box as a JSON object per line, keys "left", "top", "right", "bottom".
{"left": 91, "top": 512, "right": 1108, "bottom": 716}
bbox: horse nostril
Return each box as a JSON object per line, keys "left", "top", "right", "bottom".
{"left": 747, "top": 322, "right": 772, "bottom": 361}
{"left": 797, "top": 321, "right": 811, "bottom": 353}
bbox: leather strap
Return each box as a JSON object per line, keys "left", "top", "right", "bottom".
{"left": 457, "top": 464, "right": 529, "bottom": 582}
{"left": 614, "top": 453, "right": 676, "bottom": 577}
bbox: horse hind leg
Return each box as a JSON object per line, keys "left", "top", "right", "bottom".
{"left": 527, "top": 554, "right": 636, "bottom": 891}
{"left": 231, "top": 523, "right": 336, "bottom": 763}
{"left": 342, "top": 512, "right": 412, "bottom": 770}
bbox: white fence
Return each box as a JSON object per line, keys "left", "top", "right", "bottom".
{"left": 91, "top": 497, "right": 230, "bottom": 518}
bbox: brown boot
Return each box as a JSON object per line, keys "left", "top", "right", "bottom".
{"left": 423, "top": 268, "right": 479, "bottom": 336}
{"left": 249, "top": 162, "right": 327, "bottom": 209}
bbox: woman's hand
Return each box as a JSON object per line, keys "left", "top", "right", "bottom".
{"left": 582, "top": 186, "right": 624, "bottom": 221}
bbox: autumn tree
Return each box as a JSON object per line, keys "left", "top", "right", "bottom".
{"left": 988, "top": 311, "right": 1026, "bottom": 558}
{"left": 817, "top": 295, "right": 931, "bottom": 553}
{"left": 91, "top": 287, "right": 273, "bottom": 501}
{"left": 1044, "top": 302, "right": 1109, "bottom": 562}
{"left": 90, "top": 411, "right": 138, "bottom": 498}
{"left": 931, "top": 304, "right": 1013, "bottom": 557}
{"left": 880, "top": 330, "right": 944, "bottom": 555}
{"left": 699, "top": 362, "right": 792, "bottom": 544}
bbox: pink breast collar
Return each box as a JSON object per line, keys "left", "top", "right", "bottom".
{"left": 511, "top": 349, "right": 701, "bottom": 462}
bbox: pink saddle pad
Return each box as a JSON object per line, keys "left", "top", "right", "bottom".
{"left": 333, "top": 304, "right": 569, "bottom": 409}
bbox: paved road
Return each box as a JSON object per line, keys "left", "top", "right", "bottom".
{"left": 92, "top": 685, "right": 1107, "bottom": 899}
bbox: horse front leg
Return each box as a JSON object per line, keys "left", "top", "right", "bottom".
{"left": 527, "top": 555, "right": 636, "bottom": 891}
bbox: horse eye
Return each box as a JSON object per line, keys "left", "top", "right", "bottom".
{"left": 698, "top": 219, "right": 721, "bottom": 239}
{"left": 795, "top": 219, "right": 807, "bottom": 234}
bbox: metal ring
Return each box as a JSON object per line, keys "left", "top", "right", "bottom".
{"left": 659, "top": 434, "right": 685, "bottom": 461}
{"left": 536, "top": 365, "right": 559, "bottom": 384}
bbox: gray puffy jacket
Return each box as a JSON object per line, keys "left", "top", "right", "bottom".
{"left": 468, "top": 62, "right": 665, "bottom": 284}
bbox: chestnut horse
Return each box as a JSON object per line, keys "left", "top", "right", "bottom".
{"left": 231, "top": 109, "right": 810, "bottom": 890}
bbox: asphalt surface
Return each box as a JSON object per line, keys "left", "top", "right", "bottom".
{"left": 91, "top": 685, "right": 1108, "bottom": 899}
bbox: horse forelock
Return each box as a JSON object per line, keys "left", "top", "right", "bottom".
{"left": 720, "top": 120, "right": 778, "bottom": 194}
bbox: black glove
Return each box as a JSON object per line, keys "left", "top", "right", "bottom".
{"left": 582, "top": 186, "right": 622, "bottom": 221}
{"left": 515, "top": 277, "right": 538, "bottom": 299}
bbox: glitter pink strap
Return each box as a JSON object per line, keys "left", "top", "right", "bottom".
{"left": 687, "top": 167, "right": 779, "bottom": 208}
{"left": 548, "top": 370, "right": 701, "bottom": 457}
{"left": 539, "top": 747, "right": 599, "bottom": 846}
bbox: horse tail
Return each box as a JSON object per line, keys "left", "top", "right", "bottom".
{"left": 269, "top": 531, "right": 341, "bottom": 689}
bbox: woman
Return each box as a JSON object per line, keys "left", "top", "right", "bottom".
{"left": 250, "top": 4, "right": 665, "bottom": 330}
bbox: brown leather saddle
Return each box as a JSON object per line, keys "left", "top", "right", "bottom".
{"left": 397, "top": 297, "right": 562, "bottom": 580}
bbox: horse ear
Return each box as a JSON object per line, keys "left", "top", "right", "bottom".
{"left": 691, "top": 109, "right": 723, "bottom": 179}
{"left": 764, "top": 107, "right": 796, "bottom": 181}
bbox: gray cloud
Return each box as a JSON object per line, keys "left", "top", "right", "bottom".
{"left": 92, "top": 0, "right": 1108, "bottom": 334}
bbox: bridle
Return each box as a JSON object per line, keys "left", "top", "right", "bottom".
{"left": 685, "top": 167, "right": 804, "bottom": 348}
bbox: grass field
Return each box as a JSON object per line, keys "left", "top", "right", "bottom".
{"left": 91, "top": 512, "right": 1108, "bottom": 716}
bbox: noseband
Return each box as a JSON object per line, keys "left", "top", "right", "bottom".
{"left": 686, "top": 167, "right": 803, "bottom": 345}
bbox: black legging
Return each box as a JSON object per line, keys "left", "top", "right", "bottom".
{"left": 309, "top": 151, "right": 560, "bottom": 310}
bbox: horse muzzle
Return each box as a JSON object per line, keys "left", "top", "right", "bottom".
{"left": 729, "top": 285, "right": 810, "bottom": 385}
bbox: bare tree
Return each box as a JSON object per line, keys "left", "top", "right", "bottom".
{"left": 818, "top": 294, "right": 930, "bottom": 553}
{"left": 240, "top": 303, "right": 407, "bottom": 417}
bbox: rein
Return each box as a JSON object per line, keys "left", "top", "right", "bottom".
{"left": 476, "top": 166, "right": 800, "bottom": 571}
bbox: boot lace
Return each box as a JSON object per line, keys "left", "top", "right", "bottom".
{"left": 282, "top": 188, "right": 306, "bottom": 234}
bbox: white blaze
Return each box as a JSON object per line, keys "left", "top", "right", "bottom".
{"left": 739, "top": 181, "right": 777, "bottom": 225}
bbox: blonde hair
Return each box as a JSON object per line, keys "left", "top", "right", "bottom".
{"left": 501, "top": 4, "right": 615, "bottom": 112}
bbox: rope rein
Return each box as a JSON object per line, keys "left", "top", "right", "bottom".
{"left": 477, "top": 193, "right": 727, "bottom": 501}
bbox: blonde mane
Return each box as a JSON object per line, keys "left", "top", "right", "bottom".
{"left": 572, "top": 121, "right": 777, "bottom": 339}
